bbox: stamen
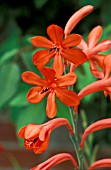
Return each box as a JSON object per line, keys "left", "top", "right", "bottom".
{"left": 49, "top": 47, "right": 57, "bottom": 52}
{"left": 40, "top": 88, "right": 49, "bottom": 94}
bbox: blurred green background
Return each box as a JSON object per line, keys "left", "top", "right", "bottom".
{"left": 0, "top": 0, "right": 111, "bottom": 168}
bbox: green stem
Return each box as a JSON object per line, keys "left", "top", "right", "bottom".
{"left": 69, "top": 106, "right": 83, "bottom": 170}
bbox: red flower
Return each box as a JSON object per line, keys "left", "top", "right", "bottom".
{"left": 22, "top": 67, "right": 80, "bottom": 118}
{"left": 80, "top": 118, "right": 111, "bottom": 149}
{"left": 30, "top": 153, "right": 78, "bottom": 170}
{"left": 31, "top": 24, "right": 86, "bottom": 76}
{"left": 18, "top": 118, "right": 73, "bottom": 154}
{"left": 89, "top": 159, "right": 111, "bottom": 170}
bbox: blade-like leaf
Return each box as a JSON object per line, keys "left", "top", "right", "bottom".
{"left": 0, "top": 63, "right": 20, "bottom": 108}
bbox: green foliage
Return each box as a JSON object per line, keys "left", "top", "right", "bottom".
{"left": 0, "top": 63, "right": 20, "bottom": 108}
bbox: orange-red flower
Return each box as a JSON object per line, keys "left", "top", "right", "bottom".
{"left": 31, "top": 24, "right": 86, "bottom": 76}
{"left": 18, "top": 118, "right": 73, "bottom": 154}
{"left": 80, "top": 118, "right": 111, "bottom": 149}
{"left": 22, "top": 67, "right": 80, "bottom": 118}
{"left": 30, "top": 153, "right": 78, "bottom": 170}
{"left": 78, "top": 77, "right": 111, "bottom": 100}
{"left": 89, "top": 158, "right": 111, "bottom": 170}
{"left": 64, "top": 5, "right": 94, "bottom": 37}
{"left": 77, "top": 26, "right": 111, "bottom": 78}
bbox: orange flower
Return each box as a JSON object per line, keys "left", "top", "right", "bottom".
{"left": 78, "top": 74, "right": 111, "bottom": 100}
{"left": 22, "top": 67, "right": 80, "bottom": 118}
{"left": 89, "top": 158, "right": 111, "bottom": 170}
{"left": 64, "top": 5, "right": 94, "bottom": 37}
{"left": 80, "top": 118, "right": 111, "bottom": 149}
{"left": 30, "top": 153, "right": 78, "bottom": 170}
{"left": 18, "top": 118, "right": 73, "bottom": 154}
{"left": 31, "top": 24, "right": 86, "bottom": 76}
{"left": 77, "top": 26, "right": 111, "bottom": 78}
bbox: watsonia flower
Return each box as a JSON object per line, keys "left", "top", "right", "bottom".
{"left": 64, "top": 5, "right": 94, "bottom": 37}
{"left": 78, "top": 54, "right": 111, "bottom": 100}
{"left": 31, "top": 24, "right": 86, "bottom": 76}
{"left": 30, "top": 153, "right": 78, "bottom": 170}
{"left": 22, "top": 67, "right": 80, "bottom": 118}
{"left": 18, "top": 118, "right": 73, "bottom": 154}
{"left": 80, "top": 118, "right": 111, "bottom": 149}
{"left": 77, "top": 26, "right": 111, "bottom": 78}
{"left": 89, "top": 158, "right": 111, "bottom": 170}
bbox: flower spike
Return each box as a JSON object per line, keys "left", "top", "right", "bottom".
{"left": 80, "top": 118, "right": 111, "bottom": 149}
{"left": 18, "top": 118, "right": 73, "bottom": 154}
{"left": 64, "top": 5, "right": 94, "bottom": 37}
{"left": 30, "top": 153, "right": 78, "bottom": 170}
{"left": 89, "top": 158, "right": 111, "bottom": 170}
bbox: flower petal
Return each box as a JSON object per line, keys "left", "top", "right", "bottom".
{"left": 77, "top": 39, "right": 88, "bottom": 50}
{"left": 18, "top": 126, "right": 27, "bottom": 138}
{"left": 62, "top": 34, "right": 82, "bottom": 48}
{"left": 31, "top": 36, "right": 53, "bottom": 48}
{"left": 32, "top": 50, "right": 54, "bottom": 66}
{"left": 52, "top": 53, "right": 64, "bottom": 78}
{"left": 103, "top": 54, "right": 111, "bottom": 79}
{"left": 56, "top": 72, "right": 77, "bottom": 87}
{"left": 46, "top": 91, "right": 57, "bottom": 118}
{"left": 22, "top": 71, "right": 46, "bottom": 86}
{"left": 64, "top": 5, "right": 94, "bottom": 37}
{"left": 78, "top": 76, "right": 111, "bottom": 100}
{"left": 33, "top": 131, "right": 50, "bottom": 154}
{"left": 27, "top": 86, "right": 48, "bottom": 104}
{"left": 89, "top": 159, "right": 111, "bottom": 170}
{"left": 90, "top": 40, "right": 111, "bottom": 54}
{"left": 39, "top": 67, "right": 56, "bottom": 82}
{"left": 55, "top": 87, "right": 80, "bottom": 106}
{"left": 31, "top": 153, "right": 78, "bottom": 170}
{"left": 47, "top": 24, "right": 64, "bottom": 44}
{"left": 24, "top": 124, "right": 42, "bottom": 140}
{"left": 62, "top": 48, "right": 87, "bottom": 65}
{"left": 88, "top": 26, "right": 103, "bottom": 48}
{"left": 89, "top": 59, "right": 104, "bottom": 79}
{"left": 80, "top": 118, "right": 111, "bottom": 148}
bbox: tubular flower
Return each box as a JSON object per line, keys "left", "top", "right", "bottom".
{"left": 77, "top": 26, "right": 111, "bottom": 78}
{"left": 18, "top": 118, "right": 73, "bottom": 154}
{"left": 77, "top": 53, "right": 111, "bottom": 100}
{"left": 22, "top": 67, "right": 80, "bottom": 118}
{"left": 89, "top": 159, "right": 111, "bottom": 170}
{"left": 78, "top": 77, "right": 111, "bottom": 100}
{"left": 30, "top": 153, "right": 78, "bottom": 170}
{"left": 80, "top": 118, "right": 111, "bottom": 149}
{"left": 64, "top": 5, "right": 94, "bottom": 38}
{"left": 31, "top": 24, "right": 87, "bottom": 76}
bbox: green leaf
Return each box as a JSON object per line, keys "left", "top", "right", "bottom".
{"left": 0, "top": 49, "right": 19, "bottom": 65}
{"left": 0, "top": 63, "right": 20, "bottom": 108}
{"left": 34, "top": 0, "right": 49, "bottom": 9}
{"left": 9, "top": 91, "right": 29, "bottom": 107}
{"left": 15, "top": 102, "right": 46, "bottom": 133}
{"left": 21, "top": 50, "right": 38, "bottom": 72}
